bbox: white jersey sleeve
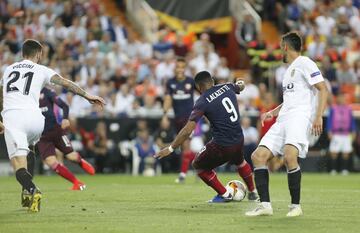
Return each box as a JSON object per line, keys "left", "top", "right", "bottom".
{"left": 39, "top": 65, "right": 57, "bottom": 86}
{"left": 301, "top": 58, "right": 324, "bottom": 86}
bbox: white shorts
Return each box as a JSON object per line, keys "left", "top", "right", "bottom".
{"left": 329, "top": 134, "right": 352, "bottom": 154}
{"left": 259, "top": 116, "right": 312, "bottom": 158}
{"left": 2, "top": 110, "right": 45, "bottom": 159}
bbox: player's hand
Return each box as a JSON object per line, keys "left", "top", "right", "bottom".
{"left": 235, "top": 79, "right": 245, "bottom": 92}
{"left": 153, "top": 147, "right": 172, "bottom": 159}
{"left": 260, "top": 111, "right": 274, "bottom": 127}
{"left": 86, "top": 94, "right": 106, "bottom": 108}
{"left": 312, "top": 116, "right": 323, "bottom": 136}
{"left": 0, "top": 121, "right": 4, "bottom": 134}
{"left": 61, "top": 119, "right": 71, "bottom": 130}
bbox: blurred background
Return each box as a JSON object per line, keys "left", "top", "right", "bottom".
{"left": 0, "top": 0, "right": 359, "bottom": 176}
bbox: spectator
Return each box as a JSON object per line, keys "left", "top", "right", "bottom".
{"left": 39, "top": 7, "right": 56, "bottom": 31}
{"left": 236, "top": 75, "right": 259, "bottom": 107}
{"left": 338, "top": 0, "right": 358, "bottom": 19}
{"left": 60, "top": 1, "right": 74, "bottom": 27}
{"left": 336, "top": 60, "right": 357, "bottom": 84}
{"left": 89, "top": 121, "right": 109, "bottom": 173}
{"left": 327, "top": 93, "right": 356, "bottom": 175}
{"left": 298, "top": 0, "right": 316, "bottom": 12}
{"left": 134, "top": 129, "right": 157, "bottom": 175}
{"left": 285, "top": 0, "right": 301, "bottom": 31}
{"left": 68, "top": 16, "right": 87, "bottom": 44}
{"left": 307, "top": 33, "right": 326, "bottom": 60}
{"left": 235, "top": 14, "right": 257, "bottom": 46}
{"left": 155, "top": 54, "right": 175, "bottom": 85}
{"left": 173, "top": 33, "right": 188, "bottom": 57}
{"left": 189, "top": 44, "right": 220, "bottom": 74}
{"left": 155, "top": 117, "right": 177, "bottom": 173}
{"left": 349, "top": 8, "right": 360, "bottom": 36}
{"left": 112, "top": 17, "right": 128, "bottom": 47}
{"left": 215, "top": 57, "right": 231, "bottom": 83}
{"left": 315, "top": 9, "right": 336, "bottom": 37}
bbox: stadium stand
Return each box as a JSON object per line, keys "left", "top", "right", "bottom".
{"left": 0, "top": 0, "right": 359, "bottom": 175}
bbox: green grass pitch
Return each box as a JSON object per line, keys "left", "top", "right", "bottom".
{"left": 0, "top": 173, "right": 359, "bottom": 233}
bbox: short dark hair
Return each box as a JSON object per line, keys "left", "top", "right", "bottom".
{"left": 22, "top": 39, "right": 43, "bottom": 58}
{"left": 176, "top": 56, "right": 186, "bottom": 63}
{"left": 194, "top": 71, "right": 213, "bottom": 87}
{"left": 282, "top": 31, "right": 302, "bottom": 52}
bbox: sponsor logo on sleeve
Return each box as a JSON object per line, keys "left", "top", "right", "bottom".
{"left": 310, "top": 71, "right": 321, "bottom": 78}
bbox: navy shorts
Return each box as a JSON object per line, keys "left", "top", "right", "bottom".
{"left": 37, "top": 125, "right": 74, "bottom": 160}
{"left": 192, "top": 139, "right": 244, "bottom": 170}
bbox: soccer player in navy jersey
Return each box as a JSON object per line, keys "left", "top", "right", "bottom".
{"left": 155, "top": 71, "right": 257, "bottom": 202}
{"left": 163, "top": 57, "right": 196, "bottom": 183}
{"left": 36, "top": 87, "right": 95, "bottom": 189}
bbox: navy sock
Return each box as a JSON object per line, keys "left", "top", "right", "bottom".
{"left": 16, "top": 168, "right": 36, "bottom": 194}
{"left": 254, "top": 167, "right": 270, "bottom": 202}
{"left": 288, "top": 167, "right": 301, "bottom": 205}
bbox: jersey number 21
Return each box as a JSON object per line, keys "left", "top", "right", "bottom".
{"left": 6, "top": 71, "right": 34, "bottom": 95}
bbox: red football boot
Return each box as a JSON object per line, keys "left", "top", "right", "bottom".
{"left": 71, "top": 181, "right": 86, "bottom": 191}
{"left": 80, "top": 159, "right": 95, "bottom": 175}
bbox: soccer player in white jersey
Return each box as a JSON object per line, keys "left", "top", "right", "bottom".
{"left": 0, "top": 39, "right": 105, "bottom": 212}
{"left": 245, "top": 32, "right": 328, "bottom": 217}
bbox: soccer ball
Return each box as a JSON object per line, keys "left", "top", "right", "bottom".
{"left": 226, "top": 180, "right": 247, "bottom": 201}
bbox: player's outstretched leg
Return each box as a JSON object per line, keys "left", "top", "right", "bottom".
{"left": 45, "top": 156, "right": 86, "bottom": 190}
{"left": 176, "top": 151, "right": 195, "bottom": 183}
{"left": 237, "top": 160, "right": 258, "bottom": 201}
{"left": 22, "top": 149, "right": 36, "bottom": 207}
{"left": 66, "top": 152, "right": 95, "bottom": 175}
{"left": 197, "top": 169, "right": 233, "bottom": 203}
{"left": 284, "top": 145, "right": 303, "bottom": 217}
{"left": 245, "top": 147, "right": 273, "bottom": 216}
{"left": 12, "top": 155, "right": 42, "bottom": 212}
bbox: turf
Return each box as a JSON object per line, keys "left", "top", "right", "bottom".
{"left": 0, "top": 173, "right": 359, "bottom": 233}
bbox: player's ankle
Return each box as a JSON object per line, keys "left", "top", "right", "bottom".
{"left": 261, "top": 202, "right": 272, "bottom": 209}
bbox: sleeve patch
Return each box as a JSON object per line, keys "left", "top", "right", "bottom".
{"left": 310, "top": 71, "right": 321, "bottom": 78}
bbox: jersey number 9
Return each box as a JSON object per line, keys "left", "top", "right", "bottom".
{"left": 222, "top": 97, "right": 238, "bottom": 122}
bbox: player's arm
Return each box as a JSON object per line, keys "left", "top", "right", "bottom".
{"left": 155, "top": 97, "right": 205, "bottom": 159}
{"left": 163, "top": 94, "right": 172, "bottom": 116}
{"left": 154, "top": 121, "right": 196, "bottom": 159}
{"left": 50, "top": 74, "right": 105, "bottom": 107}
{"left": 50, "top": 92, "right": 71, "bottom": 129}
{"left": 312, "top": 81, "right": 328, "bottom": 136}
{"left": 260, "top": 103, "right": 283, "bottom": 126}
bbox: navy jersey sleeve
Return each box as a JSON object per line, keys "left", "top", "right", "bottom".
{"left": 188, "top": 97, "right": 206, "bottom": 122}
{"left": 228, "top": 83, "right": 241, "bottom": 94}
{"left": 45, "top": 88, "right": 70, "bottom": 119}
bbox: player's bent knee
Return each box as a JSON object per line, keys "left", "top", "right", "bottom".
{"left": 44, "top": 156, "right": 58, "bottom": 167}
{"left": 251, "top": 151, "right": 266, "bottom": 165}
{"left": 10, "top": 156, "right": 28, "bottom": 170}
{"left": 283, "top": 154, "right": 298, "bottom": 169}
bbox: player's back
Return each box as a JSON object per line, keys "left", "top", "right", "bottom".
{"left": 1, "top": 59, "right": 55, "bottom": 115}
{"left": 193, "top": 83, "right": 243, "bottom": 146}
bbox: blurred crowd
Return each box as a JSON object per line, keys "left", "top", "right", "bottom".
{"left": 0, "top": 0, "right": 233, "bottom": 120}
{"left": 0, "top": 0, "right": 359, "bottom": 174}
{"left": 244, "top": 0, "right": 360, "bottom": 105}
